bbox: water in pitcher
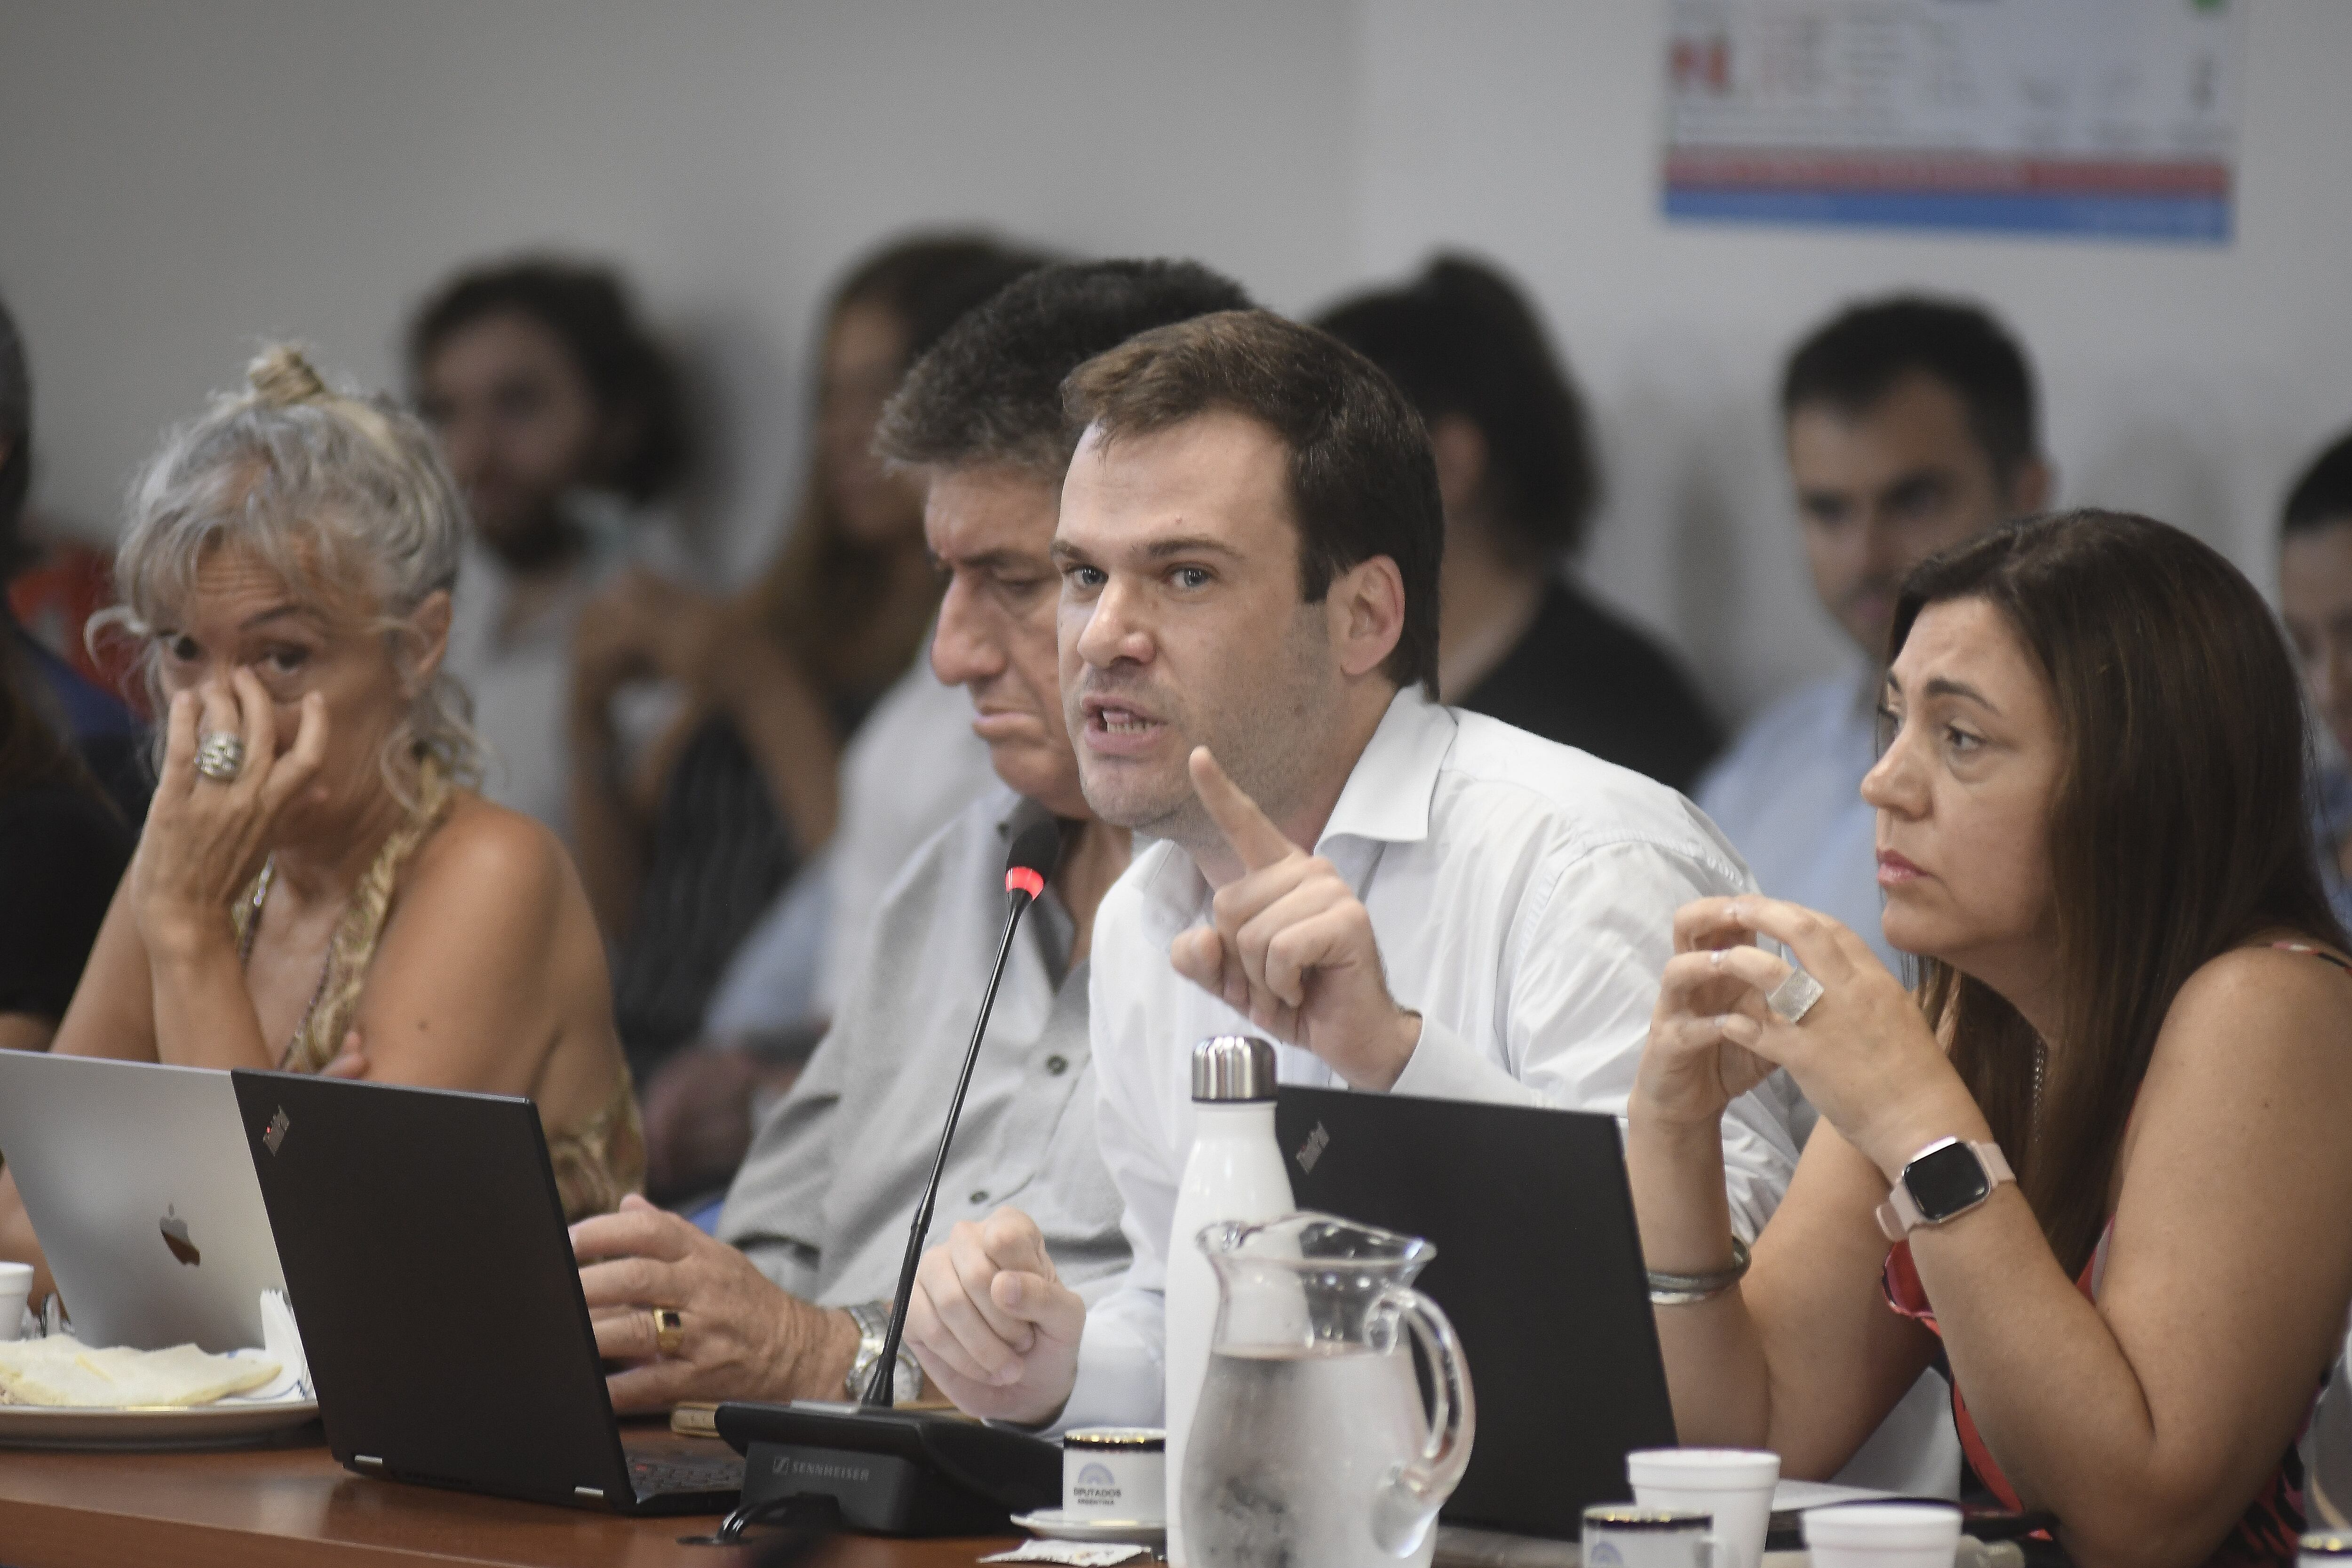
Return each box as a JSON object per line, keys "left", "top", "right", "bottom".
{"left": 1181, "top": 1340, "right": 1435, "bottom": 1568}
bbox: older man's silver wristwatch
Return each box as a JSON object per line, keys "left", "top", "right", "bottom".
{"left": 844, "top": 1300, "right": 923, "bottom": 1405}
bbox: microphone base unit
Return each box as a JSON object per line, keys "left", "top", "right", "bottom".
{"left": 715, "top": 1400, "right": 1059, "bottom": 1536}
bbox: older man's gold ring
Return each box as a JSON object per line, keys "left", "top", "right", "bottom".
{"left": 1765, "top": 967, "right": 1825, "bottom": 1025}
{"left": 652, "top": 1307, "right": 685, "bottom": 1357}
{"left": 194, "top": 731, "right": 247, "bottom": 783}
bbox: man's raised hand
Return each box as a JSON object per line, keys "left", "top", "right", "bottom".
{"left": 1169, "top": 748, "right": 1421, "bottom": 1090}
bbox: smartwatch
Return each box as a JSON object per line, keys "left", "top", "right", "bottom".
{"left": 1875, "top": 1137, "right": 2014, "bottom": 1242}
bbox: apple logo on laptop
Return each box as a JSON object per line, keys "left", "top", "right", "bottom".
{"left": 159, "top": 1205, "right": 201, "bottom": 1267}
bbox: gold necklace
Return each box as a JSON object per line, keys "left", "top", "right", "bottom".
{"left": 238, "top": 859, "right": 336, "bottom": 1071}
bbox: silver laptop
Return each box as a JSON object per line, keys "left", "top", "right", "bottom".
{"left": 0, "top": 1052, "right": 285, "bottom": 1352}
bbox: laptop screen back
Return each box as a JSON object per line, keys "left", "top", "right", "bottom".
{"left": 0, "top": 1052, "right": 283, "bottom": 1352}
{"left": 1275, "top": 1087, "right": 1677, "bottom": 1538}
{"left": 230, "top": 1071, "right": 628, "bottom": 1506}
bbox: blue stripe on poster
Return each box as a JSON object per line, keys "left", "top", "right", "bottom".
{"left": 1662, "top": 187, "right": 2231, "bottom": 243}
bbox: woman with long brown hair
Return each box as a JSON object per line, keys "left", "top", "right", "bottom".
{"left": 564, "top": 235, "right": 1043, "bottom": 1078}
{"left": 1631, "top": 510, "right": 2352, "bottom": 1566}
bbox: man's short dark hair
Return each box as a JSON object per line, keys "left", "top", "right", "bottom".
{"left": 1316, "top": 255, "right": 1597, "bottom": 560}
{"left": 1781, "top": 295, "right": 2041, "bottom": 485}
{"left": 876, "top": 259, "right": 1252, "bottom": 477}
{"left": 407, "top": 256, "right": 691, "bottom": 505}
{"left": 2284, "top": 429, "right": 2352, "bottom": 538}
{"left": 1064, "top": 310, "right": 1443, "bottom": 699}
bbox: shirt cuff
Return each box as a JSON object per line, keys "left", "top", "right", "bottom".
{"left": 1054, "top": 1316, "right": 1162, "bottom": 1439}
{"left": 1387, "top": 1014, "right": 1545, "bottom": 1107}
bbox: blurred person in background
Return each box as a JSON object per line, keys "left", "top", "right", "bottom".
{"left": 0, "top": 295, "right": 133, "bottom": 1055}
{"left": 570, "top": 260, "right": 1249, "bottom": 1409}
{"left": 1318, "top": 255, "right": 1721, "bottom": 789}
{"left": 567, "top": 236, "right": 1047, "bottom": 1116}
{"left": 2278, "top": 427, "right": 2352, "bottom": 934}
{"left": 410, "top": 257, "right": 693, "bottom": 841}
{"left": 1699, "top": 297, "right": 2050, "bottom": 971}
{"left": 0, "top": 346, "right": 642, "bottom": 1299}
{"left": 0, "top": 292, "right": 149, "bottom": 825}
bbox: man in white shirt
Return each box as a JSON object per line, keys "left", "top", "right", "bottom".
{"left": 568, "top": 260, "right": 1255, "bottom": 1413}
{"left": 903, "top": 309, "right": 1805, "bottom": 1429}
{"left": 1698, "top": 298, "right": 2050, "bottom": 970}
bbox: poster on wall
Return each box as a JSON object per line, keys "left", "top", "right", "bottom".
{"left": 1662, "top": 0, "right": 2242, "bottom": 242}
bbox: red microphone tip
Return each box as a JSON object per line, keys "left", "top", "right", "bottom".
{"left": 1005, "top": 868, "right": 1046, "bottom": 900}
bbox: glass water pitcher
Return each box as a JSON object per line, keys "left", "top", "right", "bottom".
{"left": 1180, "top": 1212, "right": 1476, "bottom": 1568}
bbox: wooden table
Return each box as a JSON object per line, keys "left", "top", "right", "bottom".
{"left": 0, "top": 1427, "right": 1016, "bottom": 1568}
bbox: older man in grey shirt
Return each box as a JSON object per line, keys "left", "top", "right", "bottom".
{"left": 717, "top": 782, "right": 1124, "bottom": 1306}
{"left": 570, "top": 259, "right": 1254, "bottom": 1412}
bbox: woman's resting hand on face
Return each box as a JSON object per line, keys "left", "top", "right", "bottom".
{"left": 130, "top": 671, "right": 327, "bottom": 961}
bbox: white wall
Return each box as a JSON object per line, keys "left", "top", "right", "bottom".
{"left": 5, "top": 0, "right": 2350, "bottom": 718}
{"left": 0, "top": 0, "right": 1363, "bottom": 579}
{"left": 1356, "top": 0, "right": 2352, "bottom": 711}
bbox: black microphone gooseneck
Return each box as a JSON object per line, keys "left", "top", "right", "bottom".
{"left": 861, "top": 803, "right": 1065, "bottom": 1409}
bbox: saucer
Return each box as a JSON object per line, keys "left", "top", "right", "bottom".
{"left": 1010, "top": 1508, "right": 1168, "bottom": 1545}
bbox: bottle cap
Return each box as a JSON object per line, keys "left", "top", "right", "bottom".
{"left": 1191, "top": 1035, "right": 1278, "bottom": 1102}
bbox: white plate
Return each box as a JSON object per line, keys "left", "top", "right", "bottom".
{"left": 1011, "top": 1508, "right": 1168, "bottom": 1545}
{"left": 0, "top": 1392, "right": 318, "bottom": 1449}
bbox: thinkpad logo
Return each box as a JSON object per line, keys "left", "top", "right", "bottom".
{"left": 263, "top": 1107, "right": 291, "bottom": 1155}
{"left": 1295, "top": 1122, "right": 1330, "bottom": 1174}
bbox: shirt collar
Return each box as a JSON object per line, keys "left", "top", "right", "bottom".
{"left": 1129, "top": 687, "right": 1454, "bottom": 936}
{"left": 1316, "top": 685, "right": 1453, "bottom": 851}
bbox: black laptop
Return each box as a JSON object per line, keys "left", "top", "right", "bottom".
{"left": 230, "top": 1070, "right": 742, "bottom": 1515}
{"left": 1274, "top": 1086, "right": 1677, "bottom": 1539}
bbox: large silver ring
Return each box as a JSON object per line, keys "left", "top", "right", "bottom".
{"left": 1765, "top": 967, "right": 1825, "bottom": 1025}
{"left": 194, "top": 731, "right": 247, "bottom": 783}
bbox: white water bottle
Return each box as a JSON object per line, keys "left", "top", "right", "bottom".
{"left": 1163, "top": 1034, "right": 1292, "bottom": 1566}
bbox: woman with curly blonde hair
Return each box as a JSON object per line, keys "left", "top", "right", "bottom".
{"left": 0, "top": 347, "right": 640, "bottom": 1281}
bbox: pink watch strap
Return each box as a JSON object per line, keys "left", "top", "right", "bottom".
{"left": 1876, "top": 1140, "right": 2014, "bottom": 1242}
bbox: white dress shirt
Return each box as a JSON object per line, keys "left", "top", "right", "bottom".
{"left": 1061, "top": 687, "right": 1809, "bottom": 1428}
{"left": 1697, "top": 667, "right": 1900, "bottom": 973}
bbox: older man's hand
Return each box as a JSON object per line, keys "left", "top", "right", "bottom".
{"left": 572, "top": 1194, "right": 860, "bottom": 1413}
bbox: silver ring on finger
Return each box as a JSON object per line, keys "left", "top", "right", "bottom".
{"left": 194, "top": 731, "right": 248, "bottom": 783}
{"left": 1765, "top": 966, "right": 1825, "bottom": 1025}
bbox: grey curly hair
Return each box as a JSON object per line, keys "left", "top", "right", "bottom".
{"left": 106, "top": 344, "right": 483, "bottom": 806}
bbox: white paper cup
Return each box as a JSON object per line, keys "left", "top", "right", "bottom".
{"left": 1063, "top": 1427, "right": 1165, "bottom": 1522}
{"left": 1627, "top": 1448, "right": 1780, "bottom": 1568}
{"left": 1803, "top": 1502, "right": 1963, "bottom": 1567}
{"left": 0, "top": 1261, "right": 32, "bottom": 1342}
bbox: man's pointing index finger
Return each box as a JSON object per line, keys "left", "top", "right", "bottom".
{"left": 1189, "top": 747, "right": 1299, "bottom": 874}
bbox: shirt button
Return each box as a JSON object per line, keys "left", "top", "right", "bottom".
{"left": 1045, "top": 1055, "right": 1069, "bottom": 1076}
{"left": 969, "top": 1190, "right": 990, "bottom": 1206}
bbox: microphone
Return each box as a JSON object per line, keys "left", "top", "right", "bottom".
{"left": 862, "top": 801, "right": 1062, "bottom": 1408}
{"left": 711, "top": 800, "right": 1070, "bottom": 1538}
